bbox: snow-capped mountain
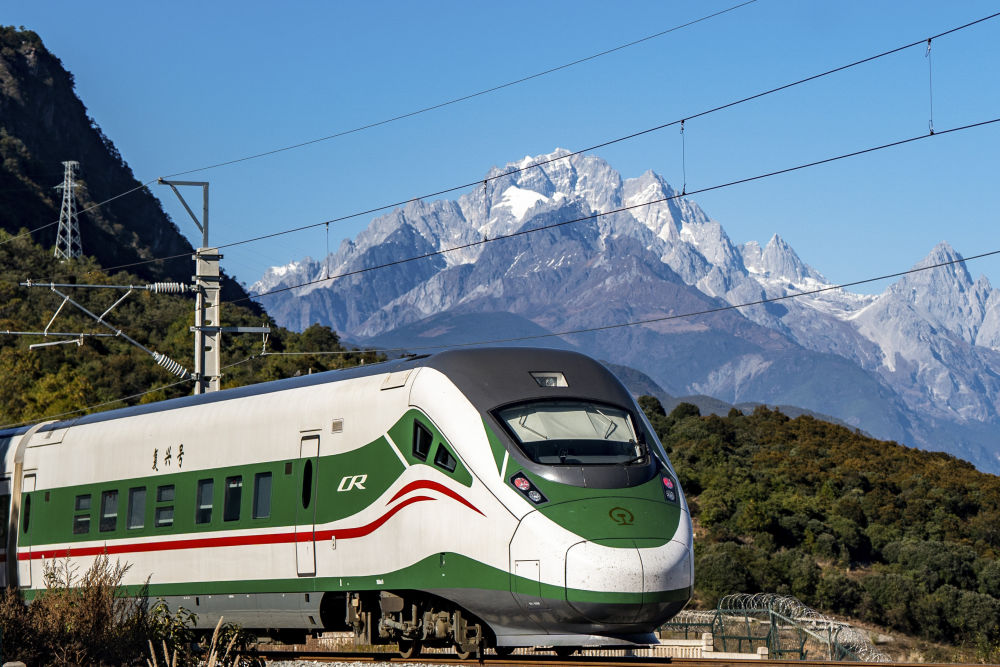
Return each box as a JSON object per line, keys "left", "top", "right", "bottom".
{"left": 252, "top": 149, "right": 1000, "bottom": 472}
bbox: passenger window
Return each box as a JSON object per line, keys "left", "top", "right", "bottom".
{"left": 196, "top": 479, "right": 213, "bottom": 524}
{"left": 155, "top": 485, "right": 174, "bottom": 528}
{"left": 73, "top": 515, "right": 90, "bottom": 534}
{"left": 223, "top": 476, "right": 242, "bottom": 522}
{"left": 155, "top": 506, "right": 174, "bottom": 528}
{"left": 127, "top": 487, "right": 146, "bottom": 530}
{"left": 434, "top": 445, "right": 458, "bottom": 473}
{"left": 253, "top": 472, "right": 272, "bottom": 519}
{"left": 99, "top": 490, "right": 118, "bottom": 532}
{"left": 73, "top": 493, "right": 91, "bottom": 534}
{"left": 413, "top": 421, "right": 433, "bottom": 461}
{"left": 22, "top": 495, "right": 30, "bottom": 534}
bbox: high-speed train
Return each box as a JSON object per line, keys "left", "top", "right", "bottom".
{"left": 0, "top": 347, "right": 693, "bottom": 658}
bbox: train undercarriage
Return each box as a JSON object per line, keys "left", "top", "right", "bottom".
{"left": 342, "top": 591, "right": 489, "bottom": 659}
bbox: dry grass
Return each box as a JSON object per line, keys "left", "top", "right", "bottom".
{"left": 0, "top": 554, "right": 261, "bottom": 666}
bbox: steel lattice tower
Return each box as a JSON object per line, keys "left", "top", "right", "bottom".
{"left": 54, "top": 160, "right": 82, "bottom": 259}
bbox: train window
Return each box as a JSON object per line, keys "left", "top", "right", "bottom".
{"left": 99, "top": 490, "right": 118, "bottom": 532}
{"left": 127, "top": 487, "right": 146, "bottom": 530}
{"left": 301, "top": 460, "right": 313, "bottom": 510}
{"left": 495, "top": 400, "right": 646, "bottom": 465}
{"left": 196, "top": 479, "right": 214, "bottom": 524}
{"left": 155, "top": 485, "right": 174, "bottom": 528}
{"left": 73, "top": 489, "right": 92, "bottom": 534}
{"left": 155, "top": 506, "right": 174, "bottom": 528}
{"left": 73, "top": 514, "right": 90, "bottom": 534}
{"left": 433, "top": 445, "right": 457, "bottom": 473}
{"left": 413, "top": 421, "right": 433, "bottom": 461}
{"left": 224, "top": 476, "right": 242, "bottom": 522}
{"left": 253, "top": 472, "right": 272, "bottom": 519}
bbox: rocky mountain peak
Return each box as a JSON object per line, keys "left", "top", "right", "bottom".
{"left": 744, "top": 234, "right": 826, "bottom": 286}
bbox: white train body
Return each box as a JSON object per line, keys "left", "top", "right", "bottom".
{"left": 0, "top": 347, "right": 693, "bottom": 650}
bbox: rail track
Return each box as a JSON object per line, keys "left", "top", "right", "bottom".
{"left": 253, "top": 647, "right": 969, "bottom": 667}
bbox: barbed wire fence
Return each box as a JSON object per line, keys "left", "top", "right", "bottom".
{"left": 664, "top": 593, "right": 890, "bottom": 662}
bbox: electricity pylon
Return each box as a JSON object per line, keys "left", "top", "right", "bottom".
{"left": 54, "top": 160, "right": 83, "bottom": 260}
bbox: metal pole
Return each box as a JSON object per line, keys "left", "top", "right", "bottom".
{"left": 193, "top": 248, "right": 221, "bottom": 393}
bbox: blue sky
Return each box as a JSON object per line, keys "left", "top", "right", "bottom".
{"left": 5, "top": 1, "right": 999, "bottom": 294}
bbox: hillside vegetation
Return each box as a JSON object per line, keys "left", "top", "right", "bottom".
{"left": 640, "top": 397, "right": 1000, "bottom": 652}
{"left": 0, "top": 230, "right": 379, "bottom": 428}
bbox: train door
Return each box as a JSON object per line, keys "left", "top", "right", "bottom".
{"left": 18, "top": 474, "right": 35, "bottom": 588}
{"left": 296, "top": 435, "right": 320, "bottom": 576}
{"left": 0, "top": 477, "right": 10, "bottom": 588}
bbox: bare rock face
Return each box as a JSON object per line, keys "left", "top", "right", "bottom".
{"left": 253, "top": 149, "right": 1000, "bottom": 473}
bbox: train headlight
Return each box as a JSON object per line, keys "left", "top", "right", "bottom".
{"left": 661, "top": 475, "right": 679, "bottom": 504}
{"left": 510, "top": 472, "right": 548, "bottom": 504}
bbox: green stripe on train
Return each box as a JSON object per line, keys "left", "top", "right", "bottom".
{"left": 21, "top": 552, "right": 689, "bottom": 606}
{"left": 19, "top": 408, "right": 471, "bottom": 547}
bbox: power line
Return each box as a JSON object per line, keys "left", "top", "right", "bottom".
{"left": 0, "top": 377, "right": 192, "bottom": 431}
{"left": 6, "top": 244, "right": 996, "bottom": 430}
{"left": 0, "top": 180, "right": 156, "bottom": 248}
{"left": 2, "top": 2, "right": 757, "bottom": 259}
{"left": 0, "top": 351, "right": 271, "bottom": 431}
{"left": 95, "top": 9, "right": 1000, "bottom": 276}
{"left": 234, "top": 116, "right": 1000, "bottom": 305}
{"left": 156, "top": 1, "right": 760, "bottom": 179}
{"left": 218, "top": 247, "right": 1000, "bottom": 364}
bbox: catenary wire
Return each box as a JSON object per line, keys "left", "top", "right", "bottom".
{"left": 246, "top": 246, "right": 1000, "bottom": 357}
{"left": 0, "top": 180, "right": 157, "bottom": 247}
{"left": 7, "top": 244, "right": 997, "bottom": 430}
{"left": 0, "top": 352, "right": 269, "bottom": 431}
{"left": 0, "top": 377, "right": 192, "bottom": 431}
{"left": 1, "top": 3, "right": 761, "bottom": 253}
{"left": 94, "top": 9, "right": 1000, "bottom": 275}
{"left": 233, "top": 116, "right": 1000, "bottom": 305}
{"left": 156, "top": 1, "right": 759, "bottom": 179}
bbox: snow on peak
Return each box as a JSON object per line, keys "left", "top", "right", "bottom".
{"left": 498, "top": 185, "right": 549, "bottom": 220}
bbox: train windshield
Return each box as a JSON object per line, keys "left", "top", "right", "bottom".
{"left": 496, "top": 400, "right": 646, "bottom": 465}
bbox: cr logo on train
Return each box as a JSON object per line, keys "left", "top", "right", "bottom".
{"left": 337, "top": 474, "right": 368, "bottom": 491}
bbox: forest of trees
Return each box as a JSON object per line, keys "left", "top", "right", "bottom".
{"left": 640, "top": 396, "right": 1000, "bottom": 650}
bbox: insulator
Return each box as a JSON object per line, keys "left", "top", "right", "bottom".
{"left": 153, "top": 352, "right": 190, "bottom": 378}
{"left": 147, "top": 282, "right": 189, "bottom": 294}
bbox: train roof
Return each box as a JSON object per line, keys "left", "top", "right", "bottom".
{"left": 0, "top": 347, "right": 633, "bottom": 438}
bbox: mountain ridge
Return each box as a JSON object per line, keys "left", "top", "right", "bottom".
{"left": 252, "top": 151, "right": 1000, "bottom": 472}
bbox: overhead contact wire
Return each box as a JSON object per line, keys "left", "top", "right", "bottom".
{"left": 2, "top": 4, "right": 758, "bottom": 252}
{"left": 157, "top": 1, "right": 759, "bottom": 179}
{"left": 95, "top": 9, "right": 1000, "bottom": 274}
{"left": 232, "top": 117, "right": 1000, "bottom": 305}
{"left": 10, "top": 243, "right": 998, "bottom": 427}
{"left": 219, "top": 247, "right": 1000, "bottom": 359}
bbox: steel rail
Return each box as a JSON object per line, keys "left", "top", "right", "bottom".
{"left": 252, "top": 646, "right": 968, "bottom": 667}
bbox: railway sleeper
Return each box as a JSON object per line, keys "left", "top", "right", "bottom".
{"left": 347, "top": 591, "right": 484, "bottom": 658}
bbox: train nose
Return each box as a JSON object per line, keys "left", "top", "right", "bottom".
{"left": 510, "top": 498, "right": 693, "bottom": 629}
{"left": 565, "top": 537, "right": 691, "bottom": 625}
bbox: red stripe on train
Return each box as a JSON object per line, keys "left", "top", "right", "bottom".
{"left": 18, "top": 494, "right": 440, "bottom": 561}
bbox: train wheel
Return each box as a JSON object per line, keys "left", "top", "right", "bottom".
{"left": 554, "top": 646, "right": 577, "bottom": 657}
{"left": 454, "top": 642, "right": 478, "bottom": 660}
{"left": 398, "top": 639, "right": 421, "bottom": 658}
{"left": 494, "top": 646, "right": 515, "bottom": 656}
